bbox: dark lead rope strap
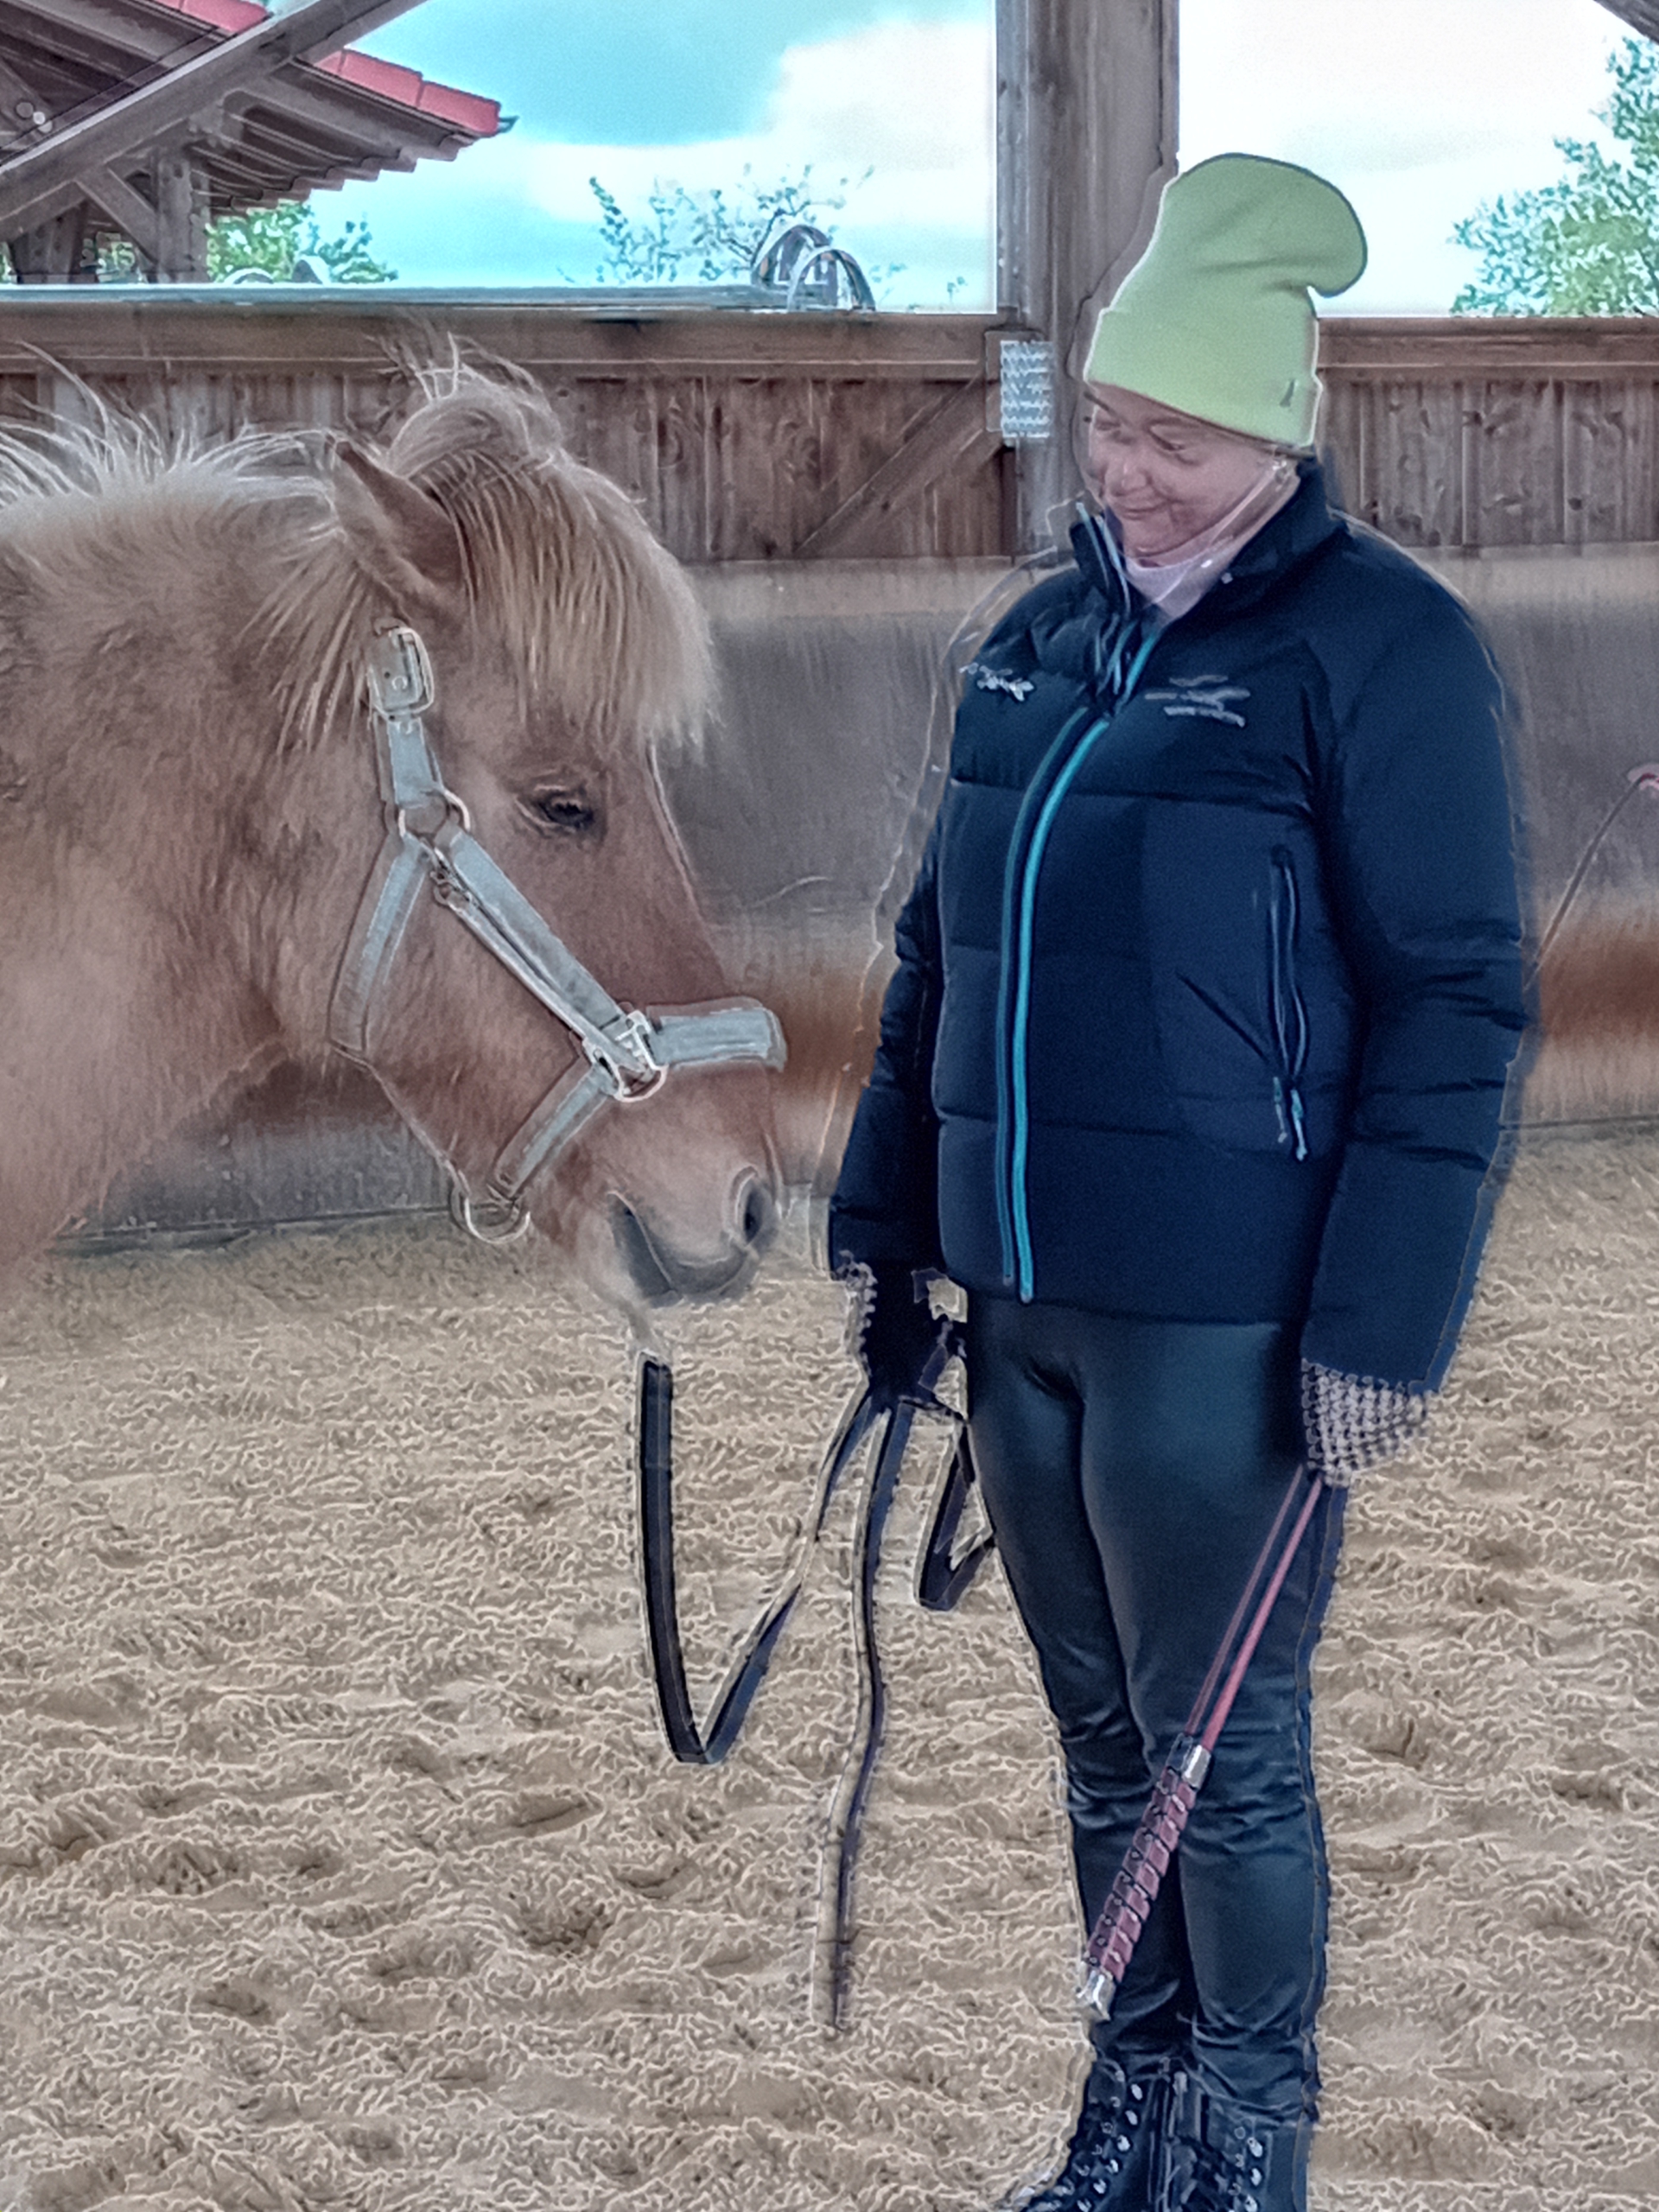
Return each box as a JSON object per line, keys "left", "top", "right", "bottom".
{"left": 917, "top": 1422, "right": 995, "bottom": 1612}
{"left": 820, "top": 1396, "right": 912, "bottom": 2031}
{"left": 637, "top": 1357, "right": 877, "bottom": 1765}
{"left": 636, "top": 1357, "right": 991, "bottom": 2025}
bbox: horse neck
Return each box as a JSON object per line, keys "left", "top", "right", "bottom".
{"left": 0, "top": 487, "right": 365, "bottom": 1266}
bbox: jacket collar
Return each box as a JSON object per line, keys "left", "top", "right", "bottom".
{"left": 1070, "top": 460, "right": 1345, "bottom": 632}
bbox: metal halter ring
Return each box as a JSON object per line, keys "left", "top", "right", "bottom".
{"left": 397, "top": 786, "right": 473, "bottom": 842}
{"left": 452, "top": 1185, "right": 532, "bottom": 1245}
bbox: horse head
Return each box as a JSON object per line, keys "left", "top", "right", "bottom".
{"left": 281, "top": 370, "right": 783, "bottom": 1313}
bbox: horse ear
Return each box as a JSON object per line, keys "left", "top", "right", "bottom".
{"left": 332, "top": 440, "right": 467, "bottom": 613}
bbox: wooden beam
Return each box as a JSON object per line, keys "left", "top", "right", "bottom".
{"left": 0, "top": 297, "right": 1002, "bottom": 378}
{"left": 0, "top": 54, "right": 51, "bottom": 153}
{"left": 82, "top": 160, "right": 159, "bottom": 263}
{"left": 221, "top": 73, "right": 450, "bottom": 168}
{"left": 0, "top": 0, "right": 429, "bottom": 237}
{"left": 997, "top": 0, "right": 1177, "bottom": 545}
{"left": 792, "top": 378, "right": 1001, "bottom": 558}
{"left": 10, "top": 202, "right": 88, "bottom": 280}
{"left": 1, "top": 0, "right": 215, "bottom": 59}
{"left": 0, "top": 175, "right": 86, "bottom": 239}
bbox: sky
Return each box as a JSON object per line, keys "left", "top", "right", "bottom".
{"left": 321, "top": 0, "right": 1634, "bottom": 311}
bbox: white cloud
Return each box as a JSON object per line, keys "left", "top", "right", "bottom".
{"left": 339, "top": 0, "right": 1631, "bottom": 309}
{"left": 1180, "top": 0, "right": 1628, "bottom": 312}
{"left": 1182, "top": 0, "right": 1623, "bottom": 175}
{"left": 514, "top": 19, "right": 994, "bottom": 260}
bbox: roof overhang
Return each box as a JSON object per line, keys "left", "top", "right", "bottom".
{"left": 0, "top": 0, "right": 498, "bottom": 244}
{"left": 1594, "top": 1, "right": 1659, "bottom": 42}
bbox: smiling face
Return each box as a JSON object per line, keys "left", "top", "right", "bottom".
{"left": 1082, "top": 383, "right": 1291, "bottom": 563}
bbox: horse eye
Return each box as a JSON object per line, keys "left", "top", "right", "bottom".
{"left": 524, "top": 788, "right": 601, "bottom": 839}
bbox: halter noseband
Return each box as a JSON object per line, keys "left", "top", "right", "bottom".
{"left": 328, "top": 625, "right": 785, "bottom": 1238}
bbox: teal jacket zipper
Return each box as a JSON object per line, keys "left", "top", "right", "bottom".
{"left": 996, "top": 626, "right": 1162, "bottom": 1299}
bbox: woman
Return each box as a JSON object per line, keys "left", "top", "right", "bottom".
{"left": 830, "top": 156, "right": 1527, "bottom": 2212}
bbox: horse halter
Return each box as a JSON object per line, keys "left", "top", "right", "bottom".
{"left": 327, "top": 625, "right": 785, "bottom": 1239}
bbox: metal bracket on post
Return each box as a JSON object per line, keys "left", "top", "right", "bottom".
{"left": 996, "top": 337, "right": 1057, "bottom": 444}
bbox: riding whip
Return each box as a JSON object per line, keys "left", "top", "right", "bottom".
{"left": 1078, "top": 1459, "right": 1329, "bottom": 2020}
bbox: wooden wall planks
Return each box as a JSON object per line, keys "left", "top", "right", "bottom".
{"left": 0, "top": 296, "right": 1014, "bottom": 561}
{"left": 7, "top": 299, "right": 1659, "bottom": 553}
{"left": 1318, "top": 320, "right": 1659, "bottom": 550}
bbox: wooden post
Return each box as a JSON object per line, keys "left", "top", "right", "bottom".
{"left": 9, "top": 206, "right": 91, "bottom": 282}
{"left": 153, "top": 149, "right": 208, "bottom": 282}
{"left": 998, "top": 0, "right": 1178, "bottom": 546}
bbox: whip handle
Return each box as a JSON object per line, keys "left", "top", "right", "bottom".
{"left": 1079, "top": 1465, "right": 1328, "bottom": 2020}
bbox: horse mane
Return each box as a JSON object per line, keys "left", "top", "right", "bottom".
{"left": 267, "top": 364, "right": 713, "bottom": 753}
{"left": 0, "top": 364, "right": 712, "bottom": 758}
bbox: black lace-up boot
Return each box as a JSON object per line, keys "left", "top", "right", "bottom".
{"left": 1004, "top": 2056, "right": 1168, "bottom": 2211}
{"left": 1156, "top": 2071, "right": 1309, "bottom": 2212}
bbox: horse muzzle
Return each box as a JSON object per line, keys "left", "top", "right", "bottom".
{"left": 612, "top": 1175, "right": 779, "bottom": 1305}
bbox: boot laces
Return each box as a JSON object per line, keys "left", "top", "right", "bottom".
{"left": 1183, "top": 2114, "right": 1272, "bottom": 2212}
{"left": 1021, "top": 2072, "right": 1157, "bottom": 2209}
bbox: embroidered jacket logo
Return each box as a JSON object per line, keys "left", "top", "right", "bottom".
{"left": 1146, "top": 675, "right": 1249, "bottom": 728}
{"left": 964, "top": 660, "right": 1034, "bottom": 702}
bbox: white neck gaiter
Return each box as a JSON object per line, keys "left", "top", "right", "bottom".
{"left": 1122, "top": 458, "right": 1300, "bottom": 620}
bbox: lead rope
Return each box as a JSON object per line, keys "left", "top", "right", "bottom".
{"left": 636, "top": 1355, "right": 988, "bottom": 2027}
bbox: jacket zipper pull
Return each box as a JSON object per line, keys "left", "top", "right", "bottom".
{"left": 1272, "top": 1078, "right": 1309, "bottom": 1161}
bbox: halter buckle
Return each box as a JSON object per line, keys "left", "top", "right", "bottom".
{"left": 367, "top": 625, "right": 436, "bottom": 720}
{"left": 594, "top": 1008, "right": 668, "bottom": 1101}
{"left": 399, "top": 786, "right": 473, "bottom": 843}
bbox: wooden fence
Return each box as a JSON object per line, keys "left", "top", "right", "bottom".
{"left": 1319, "top": 319, "right": 1659, "bottom": 550}
{"left": 0, "top": 291, "right": 1014, "bottom": 563}
{"left": 6, "top": 298, "right": 1659, "bottom": 555}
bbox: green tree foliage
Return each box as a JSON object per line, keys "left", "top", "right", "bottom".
{"left": 587, "top": 165, "right": 851, "bottom": 283}
{"left": 207, "top": 201, "right": 395, "bottom": 283}
{"left": 75, "top": 199, "right": 395, "bottom": 283}
{"left": 1454, "top": 38, "right": 1659, "bottom": 315}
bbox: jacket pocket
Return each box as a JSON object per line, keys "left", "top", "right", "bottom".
{"left": 1268, "top": 848, "right": 1309, "bottom": 1160}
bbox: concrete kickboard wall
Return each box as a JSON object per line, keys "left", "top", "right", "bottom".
{"left": 75, "top": 543, "right": 1659, "bottom": 1243}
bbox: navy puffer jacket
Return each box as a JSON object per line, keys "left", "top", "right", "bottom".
{"left": 830, "top": 466, "right": 1529, "bottom": 1393}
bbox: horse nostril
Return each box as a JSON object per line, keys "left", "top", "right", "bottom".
{"left": 736, "top": 1175, "right": 778, "bottom": 1255}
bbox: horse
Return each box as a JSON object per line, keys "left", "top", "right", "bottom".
{"left": 0, "top": 365, "right": 783, "bottom": 1311}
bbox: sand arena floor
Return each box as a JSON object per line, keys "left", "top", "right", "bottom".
{"left": 2, "top": 1133, "right": 1659, "bottom": 2211}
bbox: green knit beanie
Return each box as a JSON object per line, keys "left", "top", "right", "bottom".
{"left": 1084, "top": 154, "right": 1367, "bottom": 450}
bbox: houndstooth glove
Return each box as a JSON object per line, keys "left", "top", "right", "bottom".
{"left": 1300, "top": 1361, "right": 1430, "bottom": 1484}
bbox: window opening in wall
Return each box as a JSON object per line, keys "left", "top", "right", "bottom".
{"left": 1179, "top": 0, "right": 1630, "bottom": 315}
{"left": 321, "top": 0, "right": 995, "bottom": 303}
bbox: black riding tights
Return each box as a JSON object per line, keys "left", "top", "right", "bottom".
{"left": 966, "top": 1297, "right": 1345, "bottom": 2125}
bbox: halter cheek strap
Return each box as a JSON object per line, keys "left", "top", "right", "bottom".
{"left": 328, "top": 625, "right": 785, "bottom": 1233}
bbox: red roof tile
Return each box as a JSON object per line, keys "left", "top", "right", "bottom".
{"left": 161, "top": 0, "right": 264, "bottom": 29}
{"left": 145, "top": 0, "right": 501, "bottom": 139}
